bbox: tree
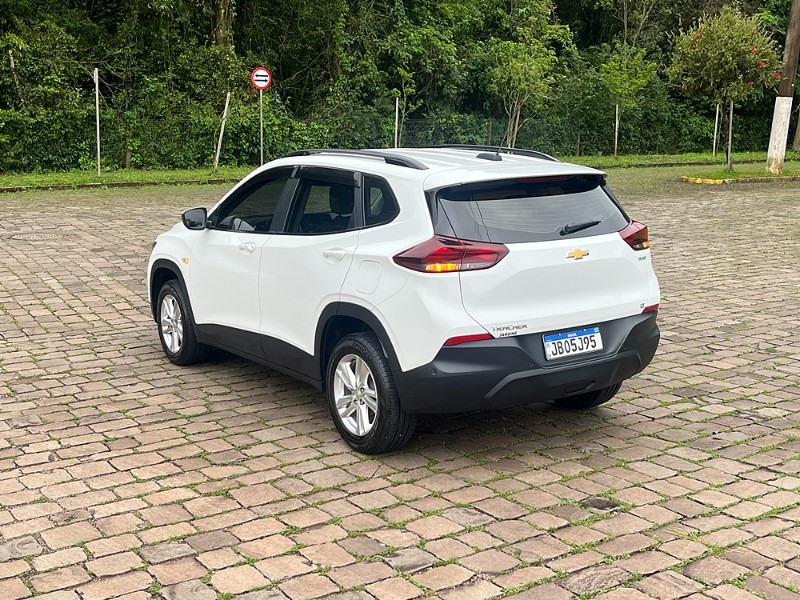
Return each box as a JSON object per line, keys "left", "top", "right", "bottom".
{"left": 213, "top": 0, "right": 234, "bottom": 47}
{"left": 486, "top": 1, "right": 570, "bottom": 148}
{"left": 601, "top": 43, "right": 656, "bottom": 155}
{"left": 488, "top": 39, "right": 556, "bottom": 147}
{"left": 668, "top": 5, "right": 781, "bottom": 170}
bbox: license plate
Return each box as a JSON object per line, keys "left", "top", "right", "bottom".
{"left": 543, "top": 327, "right": 603, "bottom": 360}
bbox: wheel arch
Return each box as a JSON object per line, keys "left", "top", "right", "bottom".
{"left": 149, "top": 259, "right": 188, "bottom": 322}
{"left": 315, "top": 303, "right": 401, "bottom": 389}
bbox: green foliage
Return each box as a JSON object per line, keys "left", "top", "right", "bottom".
{"left": 668, "top": 5, "right": 782, "bottom": 104}
{"left": 0, "top": 0, "right": 792, "bottom": 173}
{"left": 601, "top": 44, "right": 656, "bottom": 109}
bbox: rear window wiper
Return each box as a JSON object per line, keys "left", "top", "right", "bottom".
{"left": 560, "top": 220, "right": 601, "bottom": 236}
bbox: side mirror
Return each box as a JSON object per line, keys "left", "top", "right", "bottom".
{"left": 182, "top": 207, "right": 207, "bottom": 230}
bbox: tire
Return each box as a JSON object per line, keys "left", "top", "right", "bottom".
{"left": 554, "top": 382, "right": 621, "bottom": 410}
{"left": 156, "top": 280, "right": 211, "bottom": 366}
{"left": 326, "top": 332, "right": 415, "bottom": 454}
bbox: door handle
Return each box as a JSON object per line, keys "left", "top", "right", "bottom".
{"left": 239, "top": 242, "right": 256, "bottom": 255}
{"left": 322, "top": 248, "right": 347, "bottom": 262}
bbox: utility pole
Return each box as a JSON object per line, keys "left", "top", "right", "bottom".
{"left": 766, "top": 0, "right": 800, "bottom": 174}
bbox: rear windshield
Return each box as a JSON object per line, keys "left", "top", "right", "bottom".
{"left": 433, "top": 175, "right": 628, "bottom": 243}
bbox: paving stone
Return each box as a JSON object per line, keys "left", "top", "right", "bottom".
{"left": 617, "top": 550, "right": 679, "bottom": 575}
{"left": 426, "top": 538, "right": 474, "bottom": 560}
{"left": 211, "top": 565, "right": 270, "bottom": 594}
{"left": 149, "top": 557, "right": 206, "bottom": 585}
{"left": 0, "top": 578, "right": 31, "bottom": 599}
{"left": 365, "top": 577, "right": 423, "bottom": 600}
{"left": 41, "top": 522, "right": 102, "bottom": 550}
{"left": 595, "top": 589, "right": 653, "bottom": 600}
{"left": 328, "top": 562, "right": 394, "bottom": 588}
{"left": 184, "top": 530, "right": 238, "bottom": 552}
{"left": 656, "top": 539, "right": 707, "bottom": 560}
{"left": 494, "top": 566, "right": 555, "bottom": 589}
{"left": 139, "top": 542, "right": 195, "bottom": 564}
{"left": 237, "top": 535, "right": 295, "bottom": 560}
{"left": 504, "top": 582, "right": 572, "bottom": 600}
{"left": 77, "top": 571, "right": 152, "bottom": 600}
{"left": 511, "top": 535, "right": 571, "bottom": 562}
{"left": 562, "top": 565, "right": 629, "bottom": 595}
{"left": 0, "top": 536, "right": 43, "bottom": 560}
{"left": 30, "top": 565, "right": 91, "bottom": 593}
{"left": 86, "top": 551, "right": 143, "bottom": 577}
{"left": 745, "top": 575, "right": 799, "bottom": 600}
{"left": 256, "top": 555, "right": 315, "bottom": 581}
{"left": 32, "top": 592, "right": 80, "bottom": 600}
{"left": 723, "top": 546, "right": 777, "bottom": 572}
{"left": 0, "top": 559, "right": 29, "bottom": 579}
{"left": 215, "top": 591, "right": 284, "bottom": 600}
{"left": 236, "top": 591, "right": 289, "bottom": 600}
{"left": 86, "top": 534, "right": 142, "bottom": 558}
{"left": 383, "top": 548, "right": 436, "bottom": 574}
{"left": 279, "top": 574, "right": 338, "bottom": 599}
{"left": 440, "top": 507, "right": 494, "bottom": 527}
{"left": 706, "top": 584, "right": 763, "bottom": 600}
{"left": 683, "top": 556, "right": 750, "bottom": 585}
{"left": 404, "top": 515, "right": 463, "bottom": 538}
{"left": 460, "top": 549, "right": 520, "bottom": 574}
{"left": 634, "top": 570, "right": 703, "bottom": 599}
{"left": 412, "top": 564, "right": 472, "bottom": 591}
{"left": 160, "top": 580, "right": 216, "bottom": 600}
{"left": 338, "top": 536, "right": 387, "bottom": 558}
{"left": 747, "top": 536, "right": 800, "bottom": 561}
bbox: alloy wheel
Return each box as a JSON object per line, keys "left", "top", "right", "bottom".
{"left": 160, "top": 294, "right": 184, "bottom": 354}
{"left": 333, "top": 353, "right": 379, "bottom": 436}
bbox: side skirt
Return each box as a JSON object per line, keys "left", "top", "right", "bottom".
{"left": 196, "top": 324, "right": 323, "bottom": 390}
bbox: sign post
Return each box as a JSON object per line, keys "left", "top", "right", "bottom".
{"left": 250, "top": 67, "right": 272, "bottom": 165}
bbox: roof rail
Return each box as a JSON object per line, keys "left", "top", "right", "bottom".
{"left": 286, "top": 148, "right": 429, "bottom": 170}
{"left": 431, "top": 144, "right": 559, "bottom": 162}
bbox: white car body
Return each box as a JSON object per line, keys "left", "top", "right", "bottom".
{"left": 148, "top": 146, "right": 660, "bottom": 452}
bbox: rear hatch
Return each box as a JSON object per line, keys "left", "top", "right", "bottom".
{"left": 431, "top": 174, "right": 656, "bottom": 339}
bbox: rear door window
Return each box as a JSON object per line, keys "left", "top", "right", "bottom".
{"left": 434, "top": 175, "right": 628, "bottom": 243}
{"left": 282, "top": 167, "right": 359, "bottom": 235}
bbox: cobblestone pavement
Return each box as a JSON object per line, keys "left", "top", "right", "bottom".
{"left": 0, "top": 180, "right": 798, "bottom": 600}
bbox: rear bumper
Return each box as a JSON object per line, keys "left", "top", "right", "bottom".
{"left": 393, "top": 312, "right": 659, "bottom": 414}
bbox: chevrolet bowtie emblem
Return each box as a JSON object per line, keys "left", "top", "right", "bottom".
{"left": 567, "top": 249, "right": 589, "bottom": 260}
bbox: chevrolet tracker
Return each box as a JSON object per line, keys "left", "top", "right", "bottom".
{"left": 148, "top": 146, "right": 660, "bottom": 454}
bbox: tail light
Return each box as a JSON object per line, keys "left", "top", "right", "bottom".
{"left": 393, "top": 236, "right": 509, "bottom": 273}
{"left": 642, "top": 304, "right": 659, "bottom": 314}
{"left": 620, "top": 221, "right": 650, "bottom": 250}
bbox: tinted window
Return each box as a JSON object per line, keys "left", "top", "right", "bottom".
{"left": 434, "top": 175, "right": 628, "bottom": 243}
{"left": 363, "top": 176, "right": 399, "bottom": 227}
{"left": 214, "top": 168, "right": 291, "bottom": 232}
{"left": 284, "top": 179, "right": 357, "bottom": 234}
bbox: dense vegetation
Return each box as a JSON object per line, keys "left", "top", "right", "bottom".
{"left": 0, "top": 0, "right": 796, "bottom": 172}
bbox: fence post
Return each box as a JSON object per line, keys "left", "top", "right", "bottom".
{"left": 214, "top": 92, "right": 231, "bottom": 173}
{"left": 94, "top": 68, "right": 101, "bottom": 176}
{"left": 393, "top": 96, "right": 400, "bottom": 148}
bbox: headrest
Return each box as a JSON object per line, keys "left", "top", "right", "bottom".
{"left": 329, "top": 185, "right": 353, "bottom": 216}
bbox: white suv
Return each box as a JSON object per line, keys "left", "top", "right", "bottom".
{"left": 148, "top": 146, "right": 660, "bottom": 454}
